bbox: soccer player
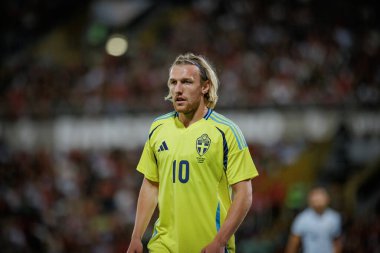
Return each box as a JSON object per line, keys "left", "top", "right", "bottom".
{"left": 126, "top": 53, "right": 259, "bottom": 253}
{"left": 285, "top": 187, "right": 342, "bottom": 253}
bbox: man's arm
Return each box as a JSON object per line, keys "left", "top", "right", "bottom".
{"left": 333, "top": 237, "right": 343, "bottom": 253}
{"left": 285, "top": 234, "right": 301, "bottom": 253}
{"left": 127, "top": 177, "right": 159, "bottom": 253}
{"left": 201, "top": 179, "right": 252, "bottom": 253}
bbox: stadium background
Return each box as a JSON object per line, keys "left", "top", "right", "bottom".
{"left": 1, "top": 0, "right": 379, "bottom": 252}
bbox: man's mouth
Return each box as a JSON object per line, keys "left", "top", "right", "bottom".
{"left": 175, "top": 97, "right": 185, "bottom": 102}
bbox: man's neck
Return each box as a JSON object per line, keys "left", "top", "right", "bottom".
{"left": 178, "top": 106, "right": 208, "bottom": 128}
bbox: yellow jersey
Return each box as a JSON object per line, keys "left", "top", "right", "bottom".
{"left": 137, "top": 109, "right": 258, "bottom": 253}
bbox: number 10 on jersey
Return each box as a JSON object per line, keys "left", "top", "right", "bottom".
{"left": 172, "top": 160, "right": 189, "bottom": 183}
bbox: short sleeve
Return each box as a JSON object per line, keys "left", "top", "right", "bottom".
{"left": 291, "top": 214, "right": 305, "bottom": 236}
{"left": 331, "top": 212, "right": 342, "bottom": 238}
{"left": 226, "top": 148, "right": 258, "bottom": 185}
{"left": 136, "top": 139, "right": 159, "bottom": 182}
{"left": 224, "top": 126, "right": 258, "bottom": 185}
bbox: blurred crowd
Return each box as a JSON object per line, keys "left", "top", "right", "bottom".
{"left": 0, "top": 145, "right": 142, "bottom": 253}
{"left": 1, "top": 0, "right": 379, "bottom": 119}
{"left": 1, "top": 131, "right": 379, "bottom": 252}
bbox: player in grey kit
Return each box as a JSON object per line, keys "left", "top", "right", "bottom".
{"left": 285, "top": 187, "right": 342, "bottom": 253}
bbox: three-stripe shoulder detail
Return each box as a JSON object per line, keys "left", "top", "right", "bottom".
{"left": 153, "top": 111, "right": 177, "bottom": 122}
{"left": 209, "top": 112, "right": 247, "bottom": 150}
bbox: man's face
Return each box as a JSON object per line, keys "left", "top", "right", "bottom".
{"left": 308, "top": 188, "right": 329, "bottom": 214}
{"left": 168, "top": 64, "right": 208, "bottom": 114}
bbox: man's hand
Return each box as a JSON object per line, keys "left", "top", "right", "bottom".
{"left": 126, "top": 237, "right": 143, "bottom": 253}
{"left": 201, "top": 239, "right": 225, "bottom": 253}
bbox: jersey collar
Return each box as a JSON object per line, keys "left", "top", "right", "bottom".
{"left": 204, "top": 108, "right": 213, "bottom": 120}
{"left": 174, "top": 108, "right": 213, "bottom": 120}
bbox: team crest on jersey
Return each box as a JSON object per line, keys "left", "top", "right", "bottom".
{"left": 196, "top": 134, "right": 211, "bottom": 156}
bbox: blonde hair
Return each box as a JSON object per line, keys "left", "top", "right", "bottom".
{"left": 165, "top": 53, "right": 219, "bottom": 109}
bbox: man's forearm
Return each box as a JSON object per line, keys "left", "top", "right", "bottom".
{"left": 285, "top": 235, "right": 301, "bottom": 253}
{"left": 333, "top": 237, "right": 343, "bottom": 253}
{"left": 131, "top": 178, "right": 159, "bottom": 240}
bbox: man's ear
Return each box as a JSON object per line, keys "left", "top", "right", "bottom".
{"left": 202, "top": 80, "right": 210, "bottom": 95}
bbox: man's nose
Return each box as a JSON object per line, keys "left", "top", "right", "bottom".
{"left": 174, "top": 83, "right": 183, "bottom": 93}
